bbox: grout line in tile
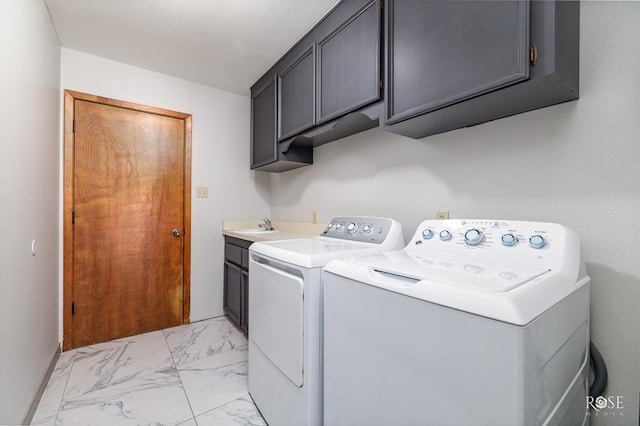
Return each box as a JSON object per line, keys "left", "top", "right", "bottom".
{"left": 51, "top": 349, "right": 77, "bottom": 424}
{"left": 163, "top": 326, "right": 198, "bottom": 425}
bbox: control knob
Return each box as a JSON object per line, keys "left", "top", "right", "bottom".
{"left": 464, "top": 229, "right": 484, "bottom": 246}
{"left": 439, "top": 230, "right": 452, "bottom": 241}
{"left": 422, "top": 229, "right": 434, "bottom": 239}
{"left": 363, "top": 225, "right": 372, "bottom": 234}
{"left": 336, "top": 223, "right": 344, "bottom": 231}
{"left": 347, "top": 223, "right": 357, "bottom": 233}
{"left": 501, "top": 233, "right": 518, "bottom": 247}
{"left": 529, "top": 235, "right": 546, "bottom": 249}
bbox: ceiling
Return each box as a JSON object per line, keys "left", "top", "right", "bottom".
{"left": 44, "top": 0, "right": 340, "bottom": 96}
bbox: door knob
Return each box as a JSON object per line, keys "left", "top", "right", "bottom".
{"left": 172, "top": 228, "right": 182, "bottom": 237}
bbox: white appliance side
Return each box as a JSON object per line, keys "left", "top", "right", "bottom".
{"left": 248, "top": 254, "right": 323, "bottom": 426}
{"left": 322, "top": 272, "right": 590, "bottom": 426}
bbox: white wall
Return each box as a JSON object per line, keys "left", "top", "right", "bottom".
{"left": 0, "top": 0, "right": 61, "bottom": 423}
{"left": 60, "top": 48, "right": 271, "bottom": 327}
{"left": 270, "top": 3, "right": 639, "bottom": 424}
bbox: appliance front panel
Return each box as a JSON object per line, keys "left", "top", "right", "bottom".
{"left": 249, "top": 258, "right": 304, "bottom": 387}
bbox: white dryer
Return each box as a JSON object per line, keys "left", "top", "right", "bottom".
{"left": 323, "top": 219, "right": 590, "bottom": 426}
{"left": 248, "top": 216, "right": 404, "bottom": 426}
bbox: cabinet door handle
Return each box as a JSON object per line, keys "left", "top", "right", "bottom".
{"left": 530, "top": 44, "right": 538, "bottom": 67}
{"left": 172, "top": 228, "right": 182, "bottom": 237}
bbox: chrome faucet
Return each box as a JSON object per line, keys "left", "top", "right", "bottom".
{"left": 258, "top": 218, "right": 274, "bottom": 231}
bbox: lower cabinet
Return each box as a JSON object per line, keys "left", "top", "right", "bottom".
{"left": 223, "top": 237, "right": 252, "bottom": 332}
{"left": 241, "top": 270, "right": 249, "bottom": 331}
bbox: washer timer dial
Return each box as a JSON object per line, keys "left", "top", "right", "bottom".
{"left": 464, "top": 229, "right": 484, "bottom": 246}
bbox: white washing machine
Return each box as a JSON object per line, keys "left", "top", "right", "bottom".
{"left": 248, "top": 216, "right": 404, "bottom": 426}
{"left": 323, "top": 219, "right": 590, "bottom": 426}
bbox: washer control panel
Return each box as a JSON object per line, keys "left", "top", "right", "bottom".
{"left": 414, "top": 220, "right": 554, "bottom": 251}
{"left": 322, "top": 216, "right": 397, "bottom": 244}
{"left": 402, "top": 219, "right": 581, "bottom": 287}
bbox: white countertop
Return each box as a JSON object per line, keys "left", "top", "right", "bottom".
{"left": 222, "top": 220, "right": 327, "bottom": 243}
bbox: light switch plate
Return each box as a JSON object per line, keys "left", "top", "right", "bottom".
{"left": 196, "top": 186, "right": 208, "bottom": 198}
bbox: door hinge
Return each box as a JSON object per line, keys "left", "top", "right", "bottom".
{"left": 380, "top": 0, "right": 384, "bottom": 10}
{"left": 380, "top": 79, "right": 384, "bottom": 89}
{"left": 72, "top": 302, "right": 75, "bottom": 315}
{"left": 72, "top": 119, "right": 76, "bottom": 133}
{"left": 72, "top": 211, "right": 75, "bottom": 224}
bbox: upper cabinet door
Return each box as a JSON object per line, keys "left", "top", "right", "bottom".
{"left": 278, "top": 45, "right": 316, "bottom": 141}
{"left": 317, "top": 0, "right": 381, "bottom": 124}
{"left": 385, "top": 0, "right": 530, "bottom": 125}
{"left": 251, "top": 76, "right": 278, "bottom": 169}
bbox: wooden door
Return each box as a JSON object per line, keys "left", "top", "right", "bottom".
{"left": 63, "top": 90, "right": 191, "bottom": 350}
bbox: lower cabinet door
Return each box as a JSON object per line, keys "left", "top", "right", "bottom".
{"left": 223, "top": 261, "right": 242, "bottom": 325}
{"left": 241, "top": 270, "right": 249, "bottom": 332}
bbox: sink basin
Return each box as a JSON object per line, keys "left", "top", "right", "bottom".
{"left": 233, "top": 228, "right": 279, "bottom": 234}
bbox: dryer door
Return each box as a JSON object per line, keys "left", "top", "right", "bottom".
{"left": 249, "top": 257, "right": 304, "bottom": 387}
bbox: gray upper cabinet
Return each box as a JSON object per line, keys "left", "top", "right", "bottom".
{"left": 250, "top": 0, "right": 579, "bottom": 170}
{"left": 278, "top": 45, "right": 316, "bottom": 141}
{"left": 250, "top": 0, "right": 380, "bottom": 172}
{"left": 251, "top": 74, "right": 313, "bottom": 172}
{"left": 383, "top": 0, "right": 579, "bottom": 139}
{"left": 317, "top": 0, "right": 381, "bottom": 124}
{"left": 251, "top": 77, "right": 277, "bottom": 168}
{"left": 385, "top": 0, "right": 529, "bottom": 125}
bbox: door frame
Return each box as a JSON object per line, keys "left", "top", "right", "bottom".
{"left": 62, "top": 90, "right": 192, "bottom": 351}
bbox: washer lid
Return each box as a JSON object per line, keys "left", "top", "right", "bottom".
{"left": 354, "top": 250, "right": 550, "bottom": 292}
{"left": 250, "top": 237, "right": 387, "bottom": 268}
{"left": 324, "top": 250, "right": 588, "bottom": 325}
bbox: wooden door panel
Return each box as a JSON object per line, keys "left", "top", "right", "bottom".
{"left": 71, "top": 99, "right": 186, "bottom": 348}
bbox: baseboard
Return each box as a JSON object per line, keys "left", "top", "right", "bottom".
{"left": 22, "top": 344, "right": 61, "bottom": 425}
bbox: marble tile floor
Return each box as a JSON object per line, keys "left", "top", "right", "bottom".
{"left": 31, "top": 316, "right": 267, "bottom": 426}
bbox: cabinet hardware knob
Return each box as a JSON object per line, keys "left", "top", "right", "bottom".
{"left": 530, "top": 44, "right": 538, "bottom": 67}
